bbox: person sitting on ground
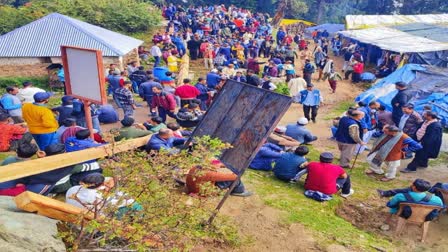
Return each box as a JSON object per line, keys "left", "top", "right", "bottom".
{"left": 143, "top": 115, "right": 167, "bottom": 133}
{"left": 0, "top": 143, "right": 75, "bottom": 196}
{"left": 304, "top": 152, "right": 354, "bottom": 198}
{"left": 52, "top": 95, "right": 74, "bottom": 126}
{"left": 186, "top": 160, "right": 252, "bottom": 197}
{"left": 267, "top": 126, "right": 301, "bottom": 151}
{"left": 65, "top": 129, "right": 103, "bottom": 153}
{"left": 145, "top": 128, "right": 186, "bottom": 153}
{"left": 285, "top": 117, "right": 318, "bottom": 144}
{"left": 176, "top": 103, "right": 203, "bottom": 128}
{"left": 66, "top": 173, "right": 142, "bottom": 215}
{"left": 167, "top": 122, "right": 191, "bottom": 138}
{"left": 114, "top": 117, "right": 151, "bottom": 141}
{"left": 0, "top": 113, "right": 32, "bottom": 152}
{"left": 98, "top": 104, "right": 119, "bottom": 124}
{"left": 273, "top": 146, "right": 309, "bottom": 182}
{"left": 249, "top": 142, "right": 283, "bottom": 171}
{"left": 384, "top": 179, "right": 443, "bottom": 222}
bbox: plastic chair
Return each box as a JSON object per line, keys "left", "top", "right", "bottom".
{"left": 435, "top": 188, "right": 448, "bottom": 206}
{"left": 395, "top": 203, "right": 443, "bottom": 242}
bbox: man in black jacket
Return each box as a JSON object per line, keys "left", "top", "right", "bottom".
{"left": 246, "top": 69, "right": 261, "bottom": 87}
{"left": 401, "top": 112, "right": 443, "bottom": 173}
{"left": 391, "top": 81, "right": 413, "bottom": 126}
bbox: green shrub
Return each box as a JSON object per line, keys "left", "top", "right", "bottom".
{"left": 274, "top": 82, "right": 291, "bottom": 96}
{"left": 0, "top": 76, "right": 49, "bottom": 90}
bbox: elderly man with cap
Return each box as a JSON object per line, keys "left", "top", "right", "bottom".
{"left": 268, "top": 126, "right": 301, "bottom": 150}
{"left": 175, "top": 78, "right": 201, "bottom": 108}
{"left": 304, "top": 152, "right": 354, "bottom": 198}
{"left": 298, "top": 83, "right": 323, "bottom": 123}
{"left": 285, "top": 117, "right": 318, "bottom": 144}
{"left": 391, "top": 81, "right": 413, "bottom": 126}
{"left": 402, "top": 111, "right": 443, "bottom": 173}
{"left": 366, "top": 125, "right": 421, "bottom": 182}
{"left": 17, "top": 81, "right": 46, "bottom": 103}
{"left": 335, "top": 109, "right": 365, "bottom": 168}
{"left": 52, "top": 96, "right": 74, "bottom": 126}
{"left": 22, "top": 92, "right": 58, "bottom": 150}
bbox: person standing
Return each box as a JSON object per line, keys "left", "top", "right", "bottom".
{"left": 139, "top": 76, "right": 163, "bottom": 114}
{"left": 335, "top": 110, "right": 365, "bottom": 168}
{"left": 22, "top": 92, "right": 58, "bottom": 150}
{"left": 114, "top": 81, "right": 137, "bottom": 118}
{"left": 151, "top": 86, "right": 177, "bottom": 122}
{"left": 175, "top": 78, "right": 200, "bottom": 107}
{"left": 1, "top": 86, "right": 23, "bottom": 123}
{"left": 398, "top": 103, "right": 423, "bottom": 139}
{"left": 391, "top": 81, "right": 412, "bottom": 126}
{"left": 17, "top": 81, "right": 45, "bottom": 103}
{"left": 246, "top": 69, "right": 261, "bottom": 87}
{"left": 288, "top": 75, "right": 307, "bottom": 102}
{"left": 150, "top": 43, "right": 162, "bottom": 67}
{"left": 401, "top": 112, "right": 443, "bottom": 173}
{"left": 302, "top": 59, "right": 315, "bottom": 85}
{"left": 108, "top": 70, "right": 125, "bottom": 108}
{"left": 298, "top": 84, "right": 323, "bottom": 123}
{"left": 366, "top": 126, "right": 422, "bottom": 182}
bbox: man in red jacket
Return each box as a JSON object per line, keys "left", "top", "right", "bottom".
{"left": 305, "top": 152, "right": 354, "bottom": 198}
{"left": 174, "top": 78, "right": 200, "bottom": 108}
{"left": 151, "top": 86, "right": 177, "bottom": 122}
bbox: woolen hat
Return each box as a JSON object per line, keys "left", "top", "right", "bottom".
{"left": 402, "top": 103, "right": 414, "bottom": 109}
{"left": 33, "top": 92, "right": 53, "bottom": 102}
{"left": 297, "top": 117, "right": 309, "bottom": 125}
{"left": 320, "top": 152, "right": 334, "bottom": 162}
{"left": 395, "top": 81, "right": 408, "bottom": 87}
{"left": 307, "top": 83, "right": 314, "bottom": 88}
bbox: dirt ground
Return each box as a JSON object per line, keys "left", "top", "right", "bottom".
{"left": 100, "top": 50, "right": 448, "bottom": 252}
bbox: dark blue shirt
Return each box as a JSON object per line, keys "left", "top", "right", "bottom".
{"left": 273, "top": 153, "right": 307, "bottom": 181}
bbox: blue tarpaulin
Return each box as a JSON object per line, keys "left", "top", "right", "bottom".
{"left": 305, "top": 24, "right": 345, "bottom": 37}
{"left": 356, "top": 64, "right": 448, "bottom": 127}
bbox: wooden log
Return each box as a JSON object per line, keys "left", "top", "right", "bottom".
{"left": 0, "top": 135, "right": 151, "bottom": 183}
{"left": 176, "top": 54, "right": 190, "bottom": 86}
{"left": 14, "top": 191, "right": 93, "bottom": 222}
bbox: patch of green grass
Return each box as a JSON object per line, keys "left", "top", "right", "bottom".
{"left": 429, "top": 151, "right": 448, "bottom": 166}
{"left": 323, "top": 101, "right": 355, "bottom": 120}
{"left": 243, "top": 145, "right": 408, "bottom": 251}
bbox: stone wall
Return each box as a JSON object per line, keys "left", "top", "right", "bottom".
{"left": 122, "top": 48, "right": 140, "bottom": 67}
{"left": 0, "top": 56, "right": 123, "bottom": 78}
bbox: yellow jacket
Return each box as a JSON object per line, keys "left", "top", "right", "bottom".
{"left": 22, "top": 103, "right": 58, "bottom": 134}
{"left": 167, "top": 55, "right": 181, "bottom": 72}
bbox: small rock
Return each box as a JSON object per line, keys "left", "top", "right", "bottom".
{"left": 380, "top": 224, "right": 390, "bottom": 231}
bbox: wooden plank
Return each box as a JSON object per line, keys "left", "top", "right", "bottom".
{"left": 14, "top": 191, "right": 93, "bottom": 222}
{"left": 220, "top": 92, "right": 292, "bottom": 174}
{"left": 177, "top": 54, "right": 190, "bottom": 86}
{"left": 0, "top": 135, "right": 151, "bottom": 183}
{"left": 213, "top": 86, "right": 265, "bottom": 143}
{"left": 192, "top": 80, "right": 244, "bottom": 137}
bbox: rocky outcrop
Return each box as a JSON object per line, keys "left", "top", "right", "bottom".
{"left": 0, "top": 197, "right": 66, "bottom": 252}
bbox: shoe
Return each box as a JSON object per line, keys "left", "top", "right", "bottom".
{"left": 376, "top": 189, "right": 385, "bottom": 198}
{"left": 312, "top": 119, "right": 316, "bottom": 123}
{"left": 341, "top": 189, "right": 354, "bottom": 198}
{"left": 231, "top": 191, "right": 253, "bottom": 197}
{"left": 400, "top": 169, "right": 416, "bottom": 173}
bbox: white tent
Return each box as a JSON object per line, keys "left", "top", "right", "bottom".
{"left": 345, "top": 14, "right": 448, "bottom": 30}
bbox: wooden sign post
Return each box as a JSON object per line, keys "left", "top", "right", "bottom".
{"left": 61, "top": 46, "right": 107, "bottom": 138}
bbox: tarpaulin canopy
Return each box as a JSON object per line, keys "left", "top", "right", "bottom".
{"left": 338, "top": 27, "right": 448, "bottom": 53}
{"left": 279, "top": 19, "right": 315, "bottom": 27}
{"left": 345, "top": 14, "right": 448, "bottom": 30}
{"left": 356, "top": 64, "right": 448, "bottom": 127}
{"left": 305, "top": 23, "right": 345, "bottom": 37}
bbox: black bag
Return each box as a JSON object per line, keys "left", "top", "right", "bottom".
{"left": 400, "top": 193, "right": 439, "bottom": 221}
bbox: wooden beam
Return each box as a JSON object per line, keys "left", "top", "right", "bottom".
{"left": 0, "top": 135, "right": 151, "bottom": 183}
{"left": 15, "top": 191, "right": 93, "bottom": 222}
{"left": 177, "top": 54, "right": 190, "bottom": 86}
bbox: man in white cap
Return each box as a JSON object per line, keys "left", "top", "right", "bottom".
{"left": 268, "top": 126, "right": 301, "bottom": 150}
{"left": 285, "top": 117, "right": 318, "bottom": 144}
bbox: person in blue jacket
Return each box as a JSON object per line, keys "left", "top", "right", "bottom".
{"left": 298, "top": 84, "right": 323, "bottom": 123}
{"left": 273, "top": 146, "right": 309, "bottom": 182}
{"left": 146, "top": 128, "right": 186, "bottom": 153}
{"left": 285, "top": 117, "right": 318, "bottom": 144}
{"left": 276, "top": 28, "right": 286, "bottom": 45}
{"left": 206, "top": 69, "right": 221, "bottom": 90}
{"left": 249, "top": 142, "right": 283, "bottom": 171}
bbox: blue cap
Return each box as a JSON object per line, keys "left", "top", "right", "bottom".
{"left": 61, "top": 95, "right": 74, "bottom": 104}
{"left": 33, "top": 92, "right": 53, "bottom": 102}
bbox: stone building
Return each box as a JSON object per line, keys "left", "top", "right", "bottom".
{"left": 0, "top": 13, "right": 143, "bottom": 77}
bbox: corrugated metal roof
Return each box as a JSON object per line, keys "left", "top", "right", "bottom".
{"left": 393, "top": 23, "right": 448, "bottom": 43}
{"left": 0, "top": 13, "right": 143, "bottom": 57}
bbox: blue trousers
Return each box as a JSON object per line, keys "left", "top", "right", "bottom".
{"left": 216, "top": 180, "right": 245, "bottom": 194}
{"left": 0, "top": 180, "right": 53, "bottom": 195}
{"left": 154, "top": 56, "right": 161, "bottom": 67}
{"left": 336, "top": 176, "right": 351, "bottom": 195}
{"left": 32, "top": 132, "right": 57, "bottom": 150}
{"left": 158, "top": 107, "right": 176, "bottom": 122}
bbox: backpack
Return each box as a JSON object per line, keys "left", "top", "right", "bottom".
{"left": 400, "top": 192, "right": 439, "bottom": 221}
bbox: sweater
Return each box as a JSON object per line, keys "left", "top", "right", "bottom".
{"left": 186, "top": 167, "right": 237, "bottom": 194}
{"left": 22, "top": 103, "right": 58, "bottom": 134}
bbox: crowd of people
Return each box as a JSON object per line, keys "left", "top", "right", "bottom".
{"left": 0, "top": 3, "right": 446, "bottom": 231}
